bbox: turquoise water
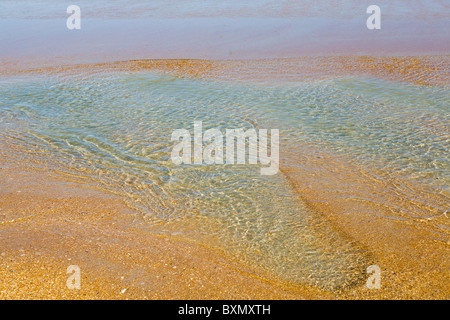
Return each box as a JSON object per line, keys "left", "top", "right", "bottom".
{"left": 0, "top": 71, "right": 448, "bottom": 288}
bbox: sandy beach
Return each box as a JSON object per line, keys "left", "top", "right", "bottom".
{"left": 0, "top": 168, "right": 313, "bottom": 299}
{"left": 1, "top": 138, "right": 448, "bottom": 299}
{"left": 1, "top": 1, "right": 449, "bottom": 300}
{"left": 1, "top": 56, "right": 449, "bottom": 299}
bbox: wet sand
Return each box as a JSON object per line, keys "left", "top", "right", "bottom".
{"left": 280, "top": 143, "right": 449, "bottom": 299}
{"left": 1, "top": 57, "right": 449, "bottom": 299}
{"left": 1, "top": 0, "right": 449, "bottom": 301}
{"left": 0, "top": 165, "right": 323, "bottom": 299}
{"left": 2, "top": 144, "right": 448, "bottom": 299}
{"left": 2, "top": 56, "right": 449, "bottom": 86}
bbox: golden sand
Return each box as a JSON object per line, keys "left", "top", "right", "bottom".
{"left": 1, "top": 142, "right": 448, "bottom": 299}
{"left": 1, "top": 57, "right": 449, "bottom": 299}
{"left": 2, "top": 56, "right": 449, "bottom": 86}
{"left": 0, "top": 166, "right": 326, "bottom": 299}
{"left": 279, "top": 144, "right": 449, "bottom": 299}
